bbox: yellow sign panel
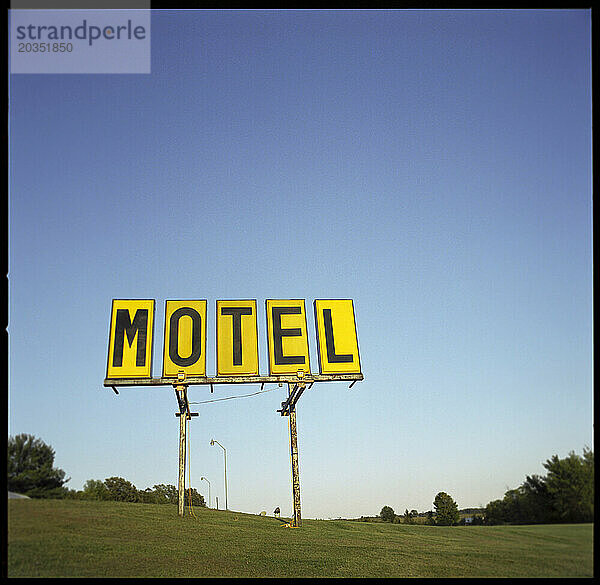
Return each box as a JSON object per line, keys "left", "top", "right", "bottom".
{"left": 163, "top": 300, "right": 207, "bottom": 377}
{"left": 216, "top": 300, "right": 259, "bottom": 376}
{"left": 106, "top": 299, "right": 155, "bottom": 378}
{"left": 314, "top": 299, "right": 361, "bottom": 374}
{"left": 265, "top": 299, "right": 311, "bottom": 375}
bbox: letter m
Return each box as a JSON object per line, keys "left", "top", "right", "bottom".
{"left": 112, "top": 308, "right": 148, "bottom": 367}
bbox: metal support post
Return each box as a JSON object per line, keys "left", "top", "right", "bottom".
{"left": 176, "top": 384, "right": 188, "bottom": 517}
{"left": 288, "top": 383, "right": 302, "bottom": 527}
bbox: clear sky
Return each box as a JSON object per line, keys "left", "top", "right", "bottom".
{"left": 8, "top": 9, "right": 592, "bottom": 519}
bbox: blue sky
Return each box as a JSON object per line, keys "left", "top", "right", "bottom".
{"left": 8, "top": 9, "right": 592, "bottom": 519}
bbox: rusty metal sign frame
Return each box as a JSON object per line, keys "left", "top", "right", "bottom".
{"left": 104, "top": 372, "right": 362, "bottom": 391}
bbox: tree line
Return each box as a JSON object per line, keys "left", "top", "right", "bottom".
{"left": 375, "top": 448, "right": 593, "bottom": 526}
{"left": 483, "top": 447, "right": 593, "bottom": 525}
{"left": 69, "top": 477, "right": 206, "bottom": 507}
{"left": 377, "top": 491, "right": 464, "bottom": 526}
{"left": 8, "top": 434, "right": 592, "bottom": 524}
{"left": 7, "top": 433, "right": 205, "bottom": 507}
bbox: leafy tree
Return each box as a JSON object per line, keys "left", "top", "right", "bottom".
{"left": 184, "top": 488, "right": 206, "bottom": 507}
{"left": 485, "top": 487, "right": 545, "bottom": 525}
{"left": 138, "top": 487, "right": 159, "bottom": 504}
{"left": 483, "top": 498, "right": 508, "bottom": 525}
{"left": 62, "top": 488, "right": 83, "bottom": 499}
{"left": 7, "top": 434, "right": 69, "bottom": 498}
{"left": 520, "top": 473, "right": 555, "bottom": 523}
{"left": 152, "top": 484, "right": 178, "bottom": 504}
{"left": 104, "top": 477, "right": 139, "bottom": 502}
{"left": 433, "top": 492, "right": 460, "bottom": 526}
{"left": 380, "top": 505, "right": 395, "bottom": 522}
{"left": 82, "top": 479, "right": 110, "bottom": 501}
{"left": 484, "top": 448, "right": 594, "bottom": 525}
{"left": 504, "top": 488, "right": 531, "bottom": 524}
{"left": 471, "top": 514, "right": 484, "bottom": 525}
{"left": 543, "top": 448, "right": 594, "bottom": 523}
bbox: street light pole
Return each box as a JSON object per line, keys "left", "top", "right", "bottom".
{"left": 200, "top": 476, "right": 211, "bottom": 508}
{"left": 210, "top": 439, "right": 228, "bottom": 510}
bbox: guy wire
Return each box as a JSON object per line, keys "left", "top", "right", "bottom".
{"left": 190, "top": 385, "right": 279, "bottom": 405}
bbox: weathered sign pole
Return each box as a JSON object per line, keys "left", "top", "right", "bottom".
{"left": 288, "top": 385, "right": 302, "bottom": 527}
{"left": 177, "top": 385, "right": 187, "bottom": 517}
{"left": 174, "top": 377, "right": 197, "bottom": 516}
{"left": 277, "top": 373, "right": 307, "bottom": 526}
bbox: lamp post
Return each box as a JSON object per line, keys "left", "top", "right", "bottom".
{"left": 200, "top": 476, "right": 211, "bottom": 508}
{"left": 210, "top": 439, "right": 228, "bottom": 510}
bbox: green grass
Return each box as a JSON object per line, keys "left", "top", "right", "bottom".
{"left": 7, "top": 499, "right": 594, "bottom": 578}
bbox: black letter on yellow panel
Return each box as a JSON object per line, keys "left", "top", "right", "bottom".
{"left": 323, "top": 308, "right": 353, "bottom": 363}
{"left": 221, "top": 306, "right": 252, "bottom": 365}
{"left": 169, "top": 307, "right": 202, "bottom": 367}
{"left": 113, "top": 308, "right": 148, "bottom": 367}
{"left": 272, "top": 306, "right": 305, "bottom": 365}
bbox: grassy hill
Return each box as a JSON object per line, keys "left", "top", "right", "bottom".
{"left": 6, "top": 499, "right": 593, "bottom": 578}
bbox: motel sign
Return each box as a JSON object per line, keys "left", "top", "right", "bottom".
{"left": 106, "top": 299, "right": 361, "bottom": 380}
{"left": 104, "top": 298, "right": 363, "bottom": 526}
